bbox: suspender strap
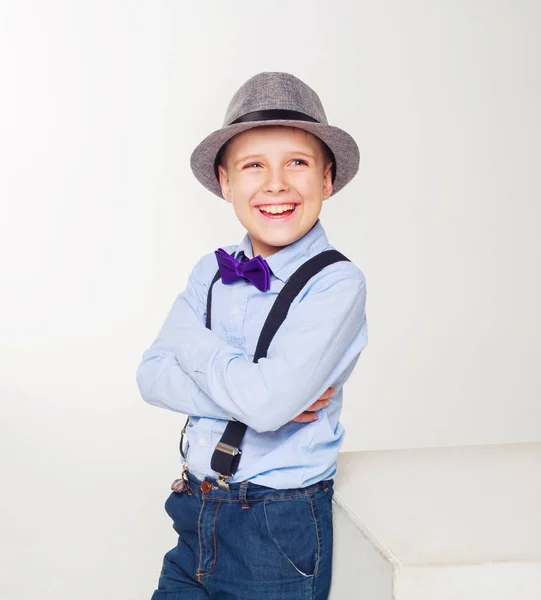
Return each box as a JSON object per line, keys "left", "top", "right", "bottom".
{"left": 205, "top": 270, "right": 222, "bottom": 330}
{"left": 210, "top": 249, "right": 350, "bottom": 487}
{"left": 210, "top": 420, "right": 247, "bottom": 477}
{"left": 253, "top": 250, "right": 349, "bottom": 362}
{"left": 180, "top": 252, "right": 233, "bottom": 462}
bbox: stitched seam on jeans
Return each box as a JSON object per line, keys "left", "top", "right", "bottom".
{"left": 207, "top": 501, "right": 222, "bottom": 576}
{"left": 308, "top": 494, "right": 321, "bottom": 578}
{"left": 197, "top": 498, "right": 205, "bottom": 578}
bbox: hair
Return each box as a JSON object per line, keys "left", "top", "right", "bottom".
{"left": 214, "top": 127, "right": 336, "bottom": 183}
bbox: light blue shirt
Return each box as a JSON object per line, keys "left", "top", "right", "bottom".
{"left": 136, "top": 219, "right": 367, "bottom": 489}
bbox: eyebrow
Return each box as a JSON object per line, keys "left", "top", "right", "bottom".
{"left": 233, "top": 151, "right": 317, "bottom": 167}
{"left": 233, "top": 154, "right": 264, "bottom": 167}
{"left": 288, "top": 150, "right": 317, "bottom": 160}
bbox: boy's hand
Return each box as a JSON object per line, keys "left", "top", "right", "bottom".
{"left": 291, "top": 387, "right": 335, "bottom": 423}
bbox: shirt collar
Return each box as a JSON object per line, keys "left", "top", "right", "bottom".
{"left": 235, "top": 219, "right": 330, "bottom": 283}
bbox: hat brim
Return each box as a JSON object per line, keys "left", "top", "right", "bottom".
{"left": 190, "top": 119, "right": 360, "bottom": 199}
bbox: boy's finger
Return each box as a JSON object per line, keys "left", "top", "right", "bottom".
{"left": 319, "top": 387, "right": 335, "bottom": 400}
{"left": 291, "top": 413, "right": 319, "bottom": 423}
{"left": 304, "top": 399, "right": 331, "bottom": 413}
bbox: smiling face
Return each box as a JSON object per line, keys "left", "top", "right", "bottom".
{"left": 216, "top": 125, "right": 334, "bottom": 258}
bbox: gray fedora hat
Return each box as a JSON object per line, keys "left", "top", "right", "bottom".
{"left": 190, "top": 72, "right": 360, "bottom": 198}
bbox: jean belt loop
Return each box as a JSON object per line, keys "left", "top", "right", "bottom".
{"left": 239, "top": 482, "right": 250, "bottom": 510}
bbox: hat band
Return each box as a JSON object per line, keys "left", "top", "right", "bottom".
{"left": 230, "top": 109, "right": 319, "bottom": 125}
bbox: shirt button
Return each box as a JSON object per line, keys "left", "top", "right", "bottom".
{"left": 197, "top": 438, "right": 207, "bottom": 446}
{"left": 200, "top": 481, "right": 212, "bottom": 494}
{"left": 232, "top": 306, "right": 241, "bottom": 316}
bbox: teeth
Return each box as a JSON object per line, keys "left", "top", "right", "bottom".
{"left": 259, "top": 204, "right": 296, "bottom": 214}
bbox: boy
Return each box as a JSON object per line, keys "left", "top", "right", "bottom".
{"left": 136, "top": 72, "right": 367, "bottom": 600}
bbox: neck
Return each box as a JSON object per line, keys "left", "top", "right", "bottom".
{"left": 250, "top": 237, "right": 284, "bottom": 259}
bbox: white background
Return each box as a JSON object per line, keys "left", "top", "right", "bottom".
{"left": 0, "top": 1, "right": 539, "bottom": 598}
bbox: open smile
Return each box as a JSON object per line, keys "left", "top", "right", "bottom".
{"left": 253, "top": 203, "right": 300, "bottom": 223}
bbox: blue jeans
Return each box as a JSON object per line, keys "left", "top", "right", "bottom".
{"left": 151, "top": 471, "right": 334, "bottom": 600}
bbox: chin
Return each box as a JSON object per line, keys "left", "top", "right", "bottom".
{"left": 257, "top": 231, "right": 302, "bottom": 250}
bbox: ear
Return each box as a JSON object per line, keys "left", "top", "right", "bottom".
{"left": 217, "top": 164, "right": 233, "bottom": 203}
{"left": 322, "top": 161, "right": 334, "bottom": 201}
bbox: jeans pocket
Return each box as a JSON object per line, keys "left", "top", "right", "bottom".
{"left": 263, "top": 495, "right": 320, "bottom": 578}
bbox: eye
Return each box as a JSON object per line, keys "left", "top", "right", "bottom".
{"left": 292, "top": 159, "right": 308, "bottom": 166}
{"left": 244, "top": 162, "right": 262, "bottom": 169}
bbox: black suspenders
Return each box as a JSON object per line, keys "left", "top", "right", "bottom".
{"left": 180, "top": 248, "right": 350, "bottom": 491}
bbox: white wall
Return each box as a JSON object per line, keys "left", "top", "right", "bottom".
{"left": 1, "top": 1, "right": 540, "bottom": 598}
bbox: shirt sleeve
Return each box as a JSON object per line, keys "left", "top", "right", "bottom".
{"left": 135, "top": 254, "right": 236, "bottom": 421}
{"left": 174, "top": 268, "right": 367, "bottom": 433}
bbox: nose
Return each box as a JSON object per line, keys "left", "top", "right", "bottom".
{"left": 263, "top": 166, "right": 289, "bottom": 194}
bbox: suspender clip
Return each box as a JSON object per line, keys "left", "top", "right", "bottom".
{"left": 217, "top": 474, "right": 232, "bottom": 492}
{"left": 216, "top": 442, "right": 242, "bottom": 456}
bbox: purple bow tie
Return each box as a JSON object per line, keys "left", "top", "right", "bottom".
{"left": 215, "top": 248, "right": 271, "bottom": 292}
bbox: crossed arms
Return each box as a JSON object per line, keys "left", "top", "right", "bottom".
{"left": 136, "top": 255, "right": 367, "bottom": 433}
